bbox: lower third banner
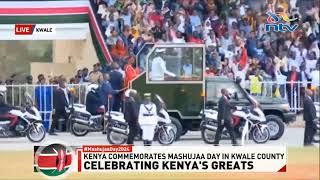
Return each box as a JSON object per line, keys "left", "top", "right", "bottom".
{"left": 77, "top": 145, "right": 287, "bottom": 173}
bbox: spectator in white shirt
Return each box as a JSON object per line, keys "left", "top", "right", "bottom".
{"left": 309, "top": 41, "right": 320, "bottom": 59}
{"left": 121, "top": 8, "right": 132, "bottom": 27}
{"left": 275, "top": 67, "right": 287, "bottom": 98}
{"left": 190, "top": 10, "right": 202, "bottom": 30}
{"left": 310, "top": 64, "right": 320, "bottom": 90}
{"left": 227, "top": 12, "right": 237, "bottom": 30}
{"left": 173, "top": 34, "right": 186, "bottom": 44}
{"left": 290, "top": 0, "right": 297, "bottom": 9}
{"left": 274, "top": 51, "right": 288, "bottom": 71}
{"left": 288, "top": 51, "right": 301, "bottom": 72}
{"left": 220, "top": 33, "right": 233, "bottom": 54}
{"left": 290, "top": 43, "right": 307, "bottom": 64}
{"left": 230, "top": 59, "right": 249, "bottom": 88}
{"left": 305, "top": 51, "right": 318, "bottom": 74}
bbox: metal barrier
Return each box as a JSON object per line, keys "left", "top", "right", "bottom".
{"left": 1, "top": 84, "right": 89, "bottom": 131}
{"left": 1, "top": 81, "right": 319, "bottom": 120}
{"left": 244, "top": 80, "right": 320, "bottom": 113}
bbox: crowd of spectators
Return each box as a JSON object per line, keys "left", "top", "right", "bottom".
{"left": 92, "top": 0, "right": 320, "bottom": 101}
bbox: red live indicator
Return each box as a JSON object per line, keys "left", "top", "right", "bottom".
{"left": 15, "top": 24, "right": 34, "bottom": 35}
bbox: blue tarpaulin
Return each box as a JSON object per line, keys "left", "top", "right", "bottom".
{"left": 35, "top": 85, "right": 53, "bottom": 132}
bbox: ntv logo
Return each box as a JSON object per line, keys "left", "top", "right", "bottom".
{"left": 265, "top": 12, "right": 298, "bottom": 32}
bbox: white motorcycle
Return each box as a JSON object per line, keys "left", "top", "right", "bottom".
{"left": 69, "top": 103, "right": 130, "bottom": 145}
{"left": 70, "top": 94, "right": 175, "bottom": 145}
{"left": 234, "top": 106, "right": 270, "bottom": 144}
{"left": 0, "top": 93, "right": 46, "bottom": 142}
{"left": 154, "top": 94, "right": 176, "bottom": 145}
{"left": 106, "top": 94, "right": 176, "bottom": 145}
{"left": 133, "top": 94, "right": 176, "bottom": 145}
{"left": 200, "top": 106, "right": 270, "bottom": 145}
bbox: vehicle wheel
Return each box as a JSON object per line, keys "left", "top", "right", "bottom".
{"left": 252, "top": 126, "right": 270, "bottom": 144}
{"left": 158, "top": 127, "right": 176, "bottom": 145}
{"left": 107, "top": 130, "right": 127, "bottom": 145}
{"left": 170, "top": 117, "right": 183, "bottom": 140}
{"left": 71, "top": 122, "right": 89, "bottom": 136}
{"left": 201, "top": 128, "right": 216, "bottom": 144}
{"left": 266, "top": 115, "right": 285, "bottom": 140}
{"left": 26, "top": 124, "right": 46, "bottom": 142}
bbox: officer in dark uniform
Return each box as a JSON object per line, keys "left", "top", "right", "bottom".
{"left": 213, "top": 88, "right": 238, "bottom": 146}
{"left": 303, "top": 89, "right": 317, "bottom": 146}
{"left": 124, "top": 89, "right": 139, "bottom": 145}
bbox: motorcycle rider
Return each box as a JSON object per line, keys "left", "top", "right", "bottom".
{"left": 124, "top": 89, "right": 139, "bottom": 145}
{"left": 138, "top": 93, "right": 157, "bottom": 146}
{"left": 86, "top": 84, "right": 104, "bottom": 116}
{"left": 0, "top": 85, "right": 19, "bottom": 131}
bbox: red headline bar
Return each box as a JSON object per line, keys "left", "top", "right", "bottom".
{"left": 82, "top": 145, "right": 132, "bottom": 153}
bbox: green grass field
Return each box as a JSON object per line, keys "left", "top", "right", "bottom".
{"left": 0, "top": 147, "right": 319, "bottom": 180}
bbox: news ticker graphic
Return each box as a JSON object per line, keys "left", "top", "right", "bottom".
{"left": 15, "top": 24, "right": 56, "bottom": 35}
{"left": 34, "top": 144, "right": 287, "bottom": 177}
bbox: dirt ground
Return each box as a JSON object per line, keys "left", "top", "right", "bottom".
{"left": 0, "top": 147, "right": 319, "bottom": 180}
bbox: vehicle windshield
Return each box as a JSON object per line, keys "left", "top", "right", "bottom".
{"left": 147, "top": 45, "right": 204, "bottom": 82}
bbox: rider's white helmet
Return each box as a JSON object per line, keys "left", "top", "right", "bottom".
{"left": 124, "top": 89, "right": 137, "bottom": 97}
{"left": 87, "top": 84, "right": 99, "bottom": 93}
{"left": 0, "top": 85, "right": 7, "bottom": 97}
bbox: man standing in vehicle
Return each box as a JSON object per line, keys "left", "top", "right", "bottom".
{"left": 213, "top": 88, "right": 238, "bottom": 146}
{"left": 124, "top": 89, "right": 139, "bottom": 145}
{"left": 150, "top": 48, "right": 176, "bottom": 81}
{"left": 303, "top": 89, "right": 317, "bottom": 146}
{"left": 138, "top": 93, "right": 157, "bottom": 146}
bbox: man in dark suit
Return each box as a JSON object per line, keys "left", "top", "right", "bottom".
{"left": 124, "top": 89, "right": 139, "bottom": 145}
{"left": 51, "top": 78, "right": 70, "bottom": 135}
{"left": 99, "top": 73, "right": 113, "bottom": 111}
{"left": 109, "top": 63, "right": 124, "bottom": 111}
{"left": 303, "top": 89, "right": 317, "bottom": 146}
{"left": 213, "top": 88, "right": 238, "bottom": 146}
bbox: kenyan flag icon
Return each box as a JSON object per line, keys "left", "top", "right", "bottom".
{"left": 34, "top": 143, "right": 73, "bottom": 177}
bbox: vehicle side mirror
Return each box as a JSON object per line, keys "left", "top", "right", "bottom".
{"left": 233, "top": 92, "right": 239, "bottom": 101}
{"left": 235, "top": 77, "right": 242, "bottom": 84}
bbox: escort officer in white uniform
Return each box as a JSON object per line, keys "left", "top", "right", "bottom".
{"left": 138, "top": 93, "right": 157, "bottom": 146}
{"left": 150, "top": 48, "right": 176, "bottom": 80}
